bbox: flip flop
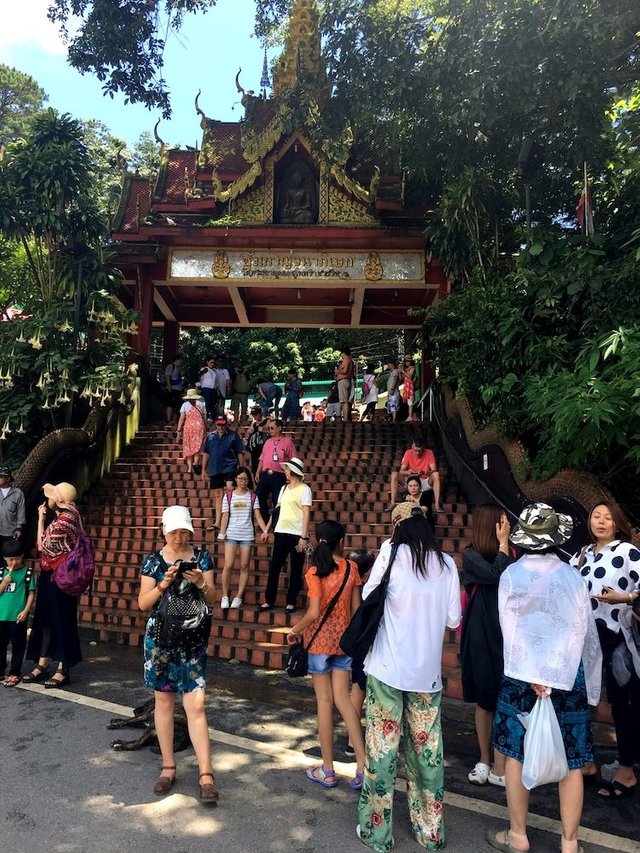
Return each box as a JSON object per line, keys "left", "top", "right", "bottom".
{"left": 3, "top": 675, "right": 21, "bottom": 687}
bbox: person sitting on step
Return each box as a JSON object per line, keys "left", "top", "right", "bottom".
{"left": 387, "top": 435, "right": 442, "bottom": 513}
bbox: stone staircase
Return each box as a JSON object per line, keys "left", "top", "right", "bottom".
{"left": 79, "top": 421, "right": 471, "bottom": 698}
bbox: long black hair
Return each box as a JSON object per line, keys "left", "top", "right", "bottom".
{"left": 312, "top": 519, "right": 346, "bottom": 578}
{"left": 390, "top": 507, "right": 446, "bottom": 576}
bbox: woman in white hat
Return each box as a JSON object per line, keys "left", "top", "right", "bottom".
{"left": 24, "top": 482, "right": 83, "bottom": 688}
{"left": 487, "top": 503, "right": 602, "bottom": 853}
{"left": 138, "top": 505, "right": 218, "bottom": 804}
{"left": 176, "top": 388, "right": 207, "bottom": 475}
{"left": 257, "top": 457, "right": 312, "bottom": 613}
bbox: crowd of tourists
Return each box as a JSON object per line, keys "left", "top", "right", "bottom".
{"left": 164, "top": 346, "right": 419, "bottom": 429}
{"left": 2, "top": 395, "right": 640, "bottom": 853}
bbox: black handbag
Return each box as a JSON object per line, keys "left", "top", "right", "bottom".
{"left": 285, "top": 562, "right": 352, "bottom": 678}
{"left": 340, "top": 544, "right": 399, "bottom": 662}
{"left": 151, "top": 550, "right": 212, "bottom": 653}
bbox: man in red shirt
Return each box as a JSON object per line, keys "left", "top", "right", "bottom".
{"left": 387, "top": 436, "right": 442, "bottom": 512}
{"left": 255, "top": 418, "right": 298, "bottom": 524}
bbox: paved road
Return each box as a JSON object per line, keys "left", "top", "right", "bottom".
{"left": 2, "top": 645, "right": 638, "bottom": 853}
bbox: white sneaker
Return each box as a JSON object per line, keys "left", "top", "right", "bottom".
{"left": 230, "top": 596, "right": 243, "bottom": 609}
{"left": 468, "top": 762, "right": 490, "bottom": 784}
{"left": 221, "top": 596, "right": 230, "bottom": 609}
{"left": 488, "top": 770, "right": 506, "bottom": 787}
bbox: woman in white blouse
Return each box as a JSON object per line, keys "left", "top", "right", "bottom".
{"left": 570, "top": 501, "right": 640, "bottom": 799}
{"left": 357, "top": 503, "right": 461, "bottom": 852}
{"left": 488, "top": 503, "right": 601, "bottom": 853}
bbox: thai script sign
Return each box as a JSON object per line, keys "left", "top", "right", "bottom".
{"left": 170, "top": 249, "right": 424, "bottom": 283}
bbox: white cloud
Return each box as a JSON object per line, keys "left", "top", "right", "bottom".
{"left": 0, "top": 0, "right": 70, "bottom": 55}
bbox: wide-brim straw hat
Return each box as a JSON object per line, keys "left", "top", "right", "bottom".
{"left": 391, "top": 501, "right": 426, "bottom": 525}
{"left": 510, "top": 502, "right": 573, "bottom": 551}
{"left": 43, "top": 482, "right": 77, "bottom": 506}
{"left": 282, "top": 457, "right": 305, "bottom": 479}
{"left": 183, "top": 388, "right": 203, "bottom": 401}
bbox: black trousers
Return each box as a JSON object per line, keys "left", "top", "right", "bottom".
{"left": 0, "top": 620, "right": 28, "bottom": 676}
{"left": 256, "top": 472, "right": 286, "bottom": 526}
{"left": 600, "top": 624, "right": 640, "bottom": 766}
{"left": 265, "top": 533, "right": 305, "bottom": 607}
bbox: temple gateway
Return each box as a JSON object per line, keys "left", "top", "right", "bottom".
{"left": 110, "top": 0, "right": 448, "bottom": 365}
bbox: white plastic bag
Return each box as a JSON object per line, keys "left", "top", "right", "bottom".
{"left": 519, "top": 695, "right": 569, "bottom": 790}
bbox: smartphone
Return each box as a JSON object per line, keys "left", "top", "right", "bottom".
{"left": 175, "top": 560, "right": 196, "bottom": 579}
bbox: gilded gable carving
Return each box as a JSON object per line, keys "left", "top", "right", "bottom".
{"left": 233, "top": 186, "right": 267, "bottom": 224}
{"left": 328, "top": 186, "right": 376, "bottom": 225}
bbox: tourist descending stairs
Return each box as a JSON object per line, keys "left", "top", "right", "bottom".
{"left": 79, "top": 421, "right": 471, "bottom": 698}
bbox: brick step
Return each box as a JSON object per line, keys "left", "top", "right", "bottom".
{"left": 77, "top": 420, "right": 473, "bottom": 695}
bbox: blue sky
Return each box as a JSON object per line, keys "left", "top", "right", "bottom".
{"left": 1, "top": 0, "right": 269, "bottom": 148}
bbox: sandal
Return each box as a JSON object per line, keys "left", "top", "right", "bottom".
{"left": 44, "top": 670, "right": 70, "bottom": 689}
{"left": 199, "top": 772, "right": 219, "bottom": 805}
{"left": 153, "top": 765, "right": 176, "bottom": 796}
{"left": 306, "top": 766, "right": 338, "bottom": 788}
{"left": 22, "top": 664, "right": 50, "bottom": 684}
{"left": 596, "top": 779, "right": 637, "bottom": 799}
{"left": 486, "top": 829, "right": 529, "bottom": 853}
{"left": 349, "top": 770, "right": 364, "bottom": 791}
{"left": 3, "top": 675, "right": 21, "bottom": 688}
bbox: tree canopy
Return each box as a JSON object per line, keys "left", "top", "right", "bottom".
{"left": 0, "top": 65, "right": 48, "bottom": 145}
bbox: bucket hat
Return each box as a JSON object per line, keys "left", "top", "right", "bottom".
{"left": 509, "top": 502, "right": 573, "bottom": 551}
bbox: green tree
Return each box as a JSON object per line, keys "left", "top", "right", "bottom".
{"left": 0, "top": 64, "right": 47, "bottom": 145}
{"left": 48, "top": 0, "right": 218, "bottom": 117}
{"left": 0, "top": 109, "right": 139, "bottom": 460}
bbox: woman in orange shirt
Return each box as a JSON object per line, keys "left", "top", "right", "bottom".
{"left": 287, "top": 519, "right": 365, "bottom": 790}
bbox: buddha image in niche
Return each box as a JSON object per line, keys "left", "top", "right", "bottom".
{"left": 277, "top": 162, "right": 318, "bottom": 224}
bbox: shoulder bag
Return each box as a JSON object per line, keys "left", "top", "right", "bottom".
{"left": 340, "top": 544, "right": 399, "bottom": 662}
{"left": 151, "top": 548, "right": 212, "bottom": 653}
{"left": 51, "top": 510, "right": 96, "bottom": 597}
{"left": 286, "top": 562, "right": 352, "bottom": 678}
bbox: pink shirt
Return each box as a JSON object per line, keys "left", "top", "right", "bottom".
{"left": 258, "top": 435, "right": 297, "bottom": 473}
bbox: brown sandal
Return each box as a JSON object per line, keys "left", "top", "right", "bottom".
{"left": 199, "top": 772, "right": 219, "bottom": 805}
{"left": 3, "top": 675, "right": 21, "bottom": 687}
{"left": 153, "top": 765, "right": 176, "bottom": 796}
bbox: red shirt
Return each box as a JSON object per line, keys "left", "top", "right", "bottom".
{"left": 401, "top": 448, "right": 435, "bottom": 476}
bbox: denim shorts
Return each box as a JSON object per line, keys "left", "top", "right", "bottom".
{"left": 307, "top": 652, "right": 352, "bottom": 675}
{"left": 226, "top": 538, "right": 254, "bottom": 547}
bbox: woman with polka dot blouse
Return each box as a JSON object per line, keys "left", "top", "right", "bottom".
{"left": 570, "top": 502, "right": 640, "bottom": 799}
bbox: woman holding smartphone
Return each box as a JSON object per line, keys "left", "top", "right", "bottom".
{"left": 138, "top": 505, "right": 218, "bottom": 804}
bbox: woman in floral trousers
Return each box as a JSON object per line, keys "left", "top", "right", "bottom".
{"left": 357, "top": 504, "right": 461, "bottom": 852}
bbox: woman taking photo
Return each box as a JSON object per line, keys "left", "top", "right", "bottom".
{"left": 287, "top": 519, "right": 365, "bottom": 790}
{"left": 357, "top": 503, "right": 461, "bottom": 852}
{"left": 24, "top": 482, "right": 83, "bottom": 689}
{"left": 488, "top": 503, "right": 601, "bottom": 853}
{"left": 570, "top": 501, "right": 640, "bottom": 799}
{"left": 138, "top": 505, "right": 218, "bottom": 804}
{"left": 461, "top": 504, "right": 512, "bottom": 788}
{"left": 217, "top": 467, "right": 267, "bottom": 610}
{"left": 176, "top": 388, "right": 207, "bottom": 475}
{"left": 257, "top": 457, "right": 312, "bottom": 613}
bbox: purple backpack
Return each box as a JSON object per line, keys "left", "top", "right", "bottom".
{"left": 52, "top": 514, "right": 95, "bottom": 597}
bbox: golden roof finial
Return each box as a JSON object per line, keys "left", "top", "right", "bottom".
{"left": 272, "top": 0, "right": 327, "bottom": 98}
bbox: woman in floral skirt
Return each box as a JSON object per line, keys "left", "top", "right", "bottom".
{"left": 357, "top": 503, "right": 461, "bottom": 852}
